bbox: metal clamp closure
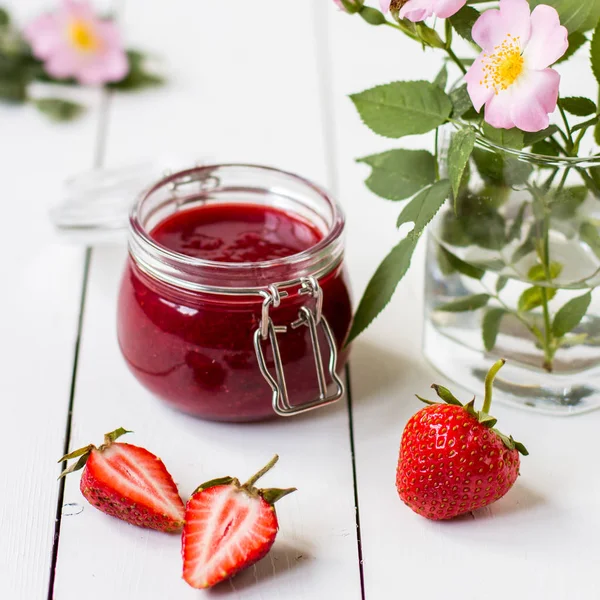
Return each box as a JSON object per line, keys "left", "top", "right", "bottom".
{"left": 253, "top": 278, "right": 344, "bottom": 417}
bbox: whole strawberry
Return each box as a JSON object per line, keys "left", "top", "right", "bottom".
{"left": 396, "top": 360, "right": 528, "bottom": 520}
{"left": 59, "top": 428, "right": 185, "bottom": 532}
{"left": 182, "top": 455, "right": 295, "bottom": 589}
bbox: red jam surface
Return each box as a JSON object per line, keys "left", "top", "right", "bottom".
{"left": 117, "top": 203, "right": 352, "bottom": 422}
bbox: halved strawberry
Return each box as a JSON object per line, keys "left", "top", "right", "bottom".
{"left": 59, "top": 427, "right": 185, "bottom": 533}
{"left": 182, "top": 455, "right": 295, "bottom": 589}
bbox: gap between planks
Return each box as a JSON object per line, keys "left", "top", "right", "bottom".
{"left": 47, "top": 91, "right": 112, "bottom": 600}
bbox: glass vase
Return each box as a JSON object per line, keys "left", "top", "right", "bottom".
{"left": 423, "top": 137, "right": 600, "bottom": 415}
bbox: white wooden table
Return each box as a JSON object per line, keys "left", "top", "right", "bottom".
{"left": 2, "top": 1, "right": 600, "bottom": 598}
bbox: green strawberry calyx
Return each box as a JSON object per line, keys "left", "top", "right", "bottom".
{"left": 417, "top": 360, "right": 529, "bottom": 456}
{"left": 192, "top": 455, "right": 297, "bottom": 506}
{"left": 57, "top": 427, "right": 132, "bottom": 479}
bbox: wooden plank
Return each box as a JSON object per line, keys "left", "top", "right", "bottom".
{"left": 52, "top": 1, "right": 362, "bottom": 598}
{"left": 0, "top": 4, "right": 107, "bottom": 599}
{"left": 326, "top": 6, "right": 600, "bottom": 600}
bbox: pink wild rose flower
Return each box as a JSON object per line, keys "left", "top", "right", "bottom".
{"left": 464, "top": 0, "right": 568, "bottom": 132}
{"left": 24, "top": 0, "right": 128, "bottom": 85}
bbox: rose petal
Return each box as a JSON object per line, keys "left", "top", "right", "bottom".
{"left": 399, "top": 0, "right": 433, "bottom": 22}
{"left": 380, "top": 0, "right": 391, "bottom": 13}
{"left": 472, "top": 0, "right": 532, "bottom": 51}
{"left": 523, "top": 5, "right": 568, "bottom": 70}
{"left": 97, "top": 21, "right": 125, "bottom": 48}
{"left": 76, "top": 49, "right": 129, "bottom": 85}
{"left": 484, "top": 88, "right": 518, "bottom": 129}
{"left": 464, "top": 55, "right": 495, "bottom": 112}
{"left": 63, "top": 0, "right": 97, "bottom": 22}
{"left": 433, "top": 0, "right": 467, "bottom": 19}
{"left": 44, "top": 47, "right": 84, "bottom": 79}
{"left": 23, "top": 14, "right": 63, "bottom": 59}
{"left": 510, "top": 68, "right": 560, "bottom": 131}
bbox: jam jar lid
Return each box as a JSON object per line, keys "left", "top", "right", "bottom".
{"left": 49, "top": 155, "right": 210, "bottom": 245}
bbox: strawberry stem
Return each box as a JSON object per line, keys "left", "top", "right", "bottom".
{"left": 482, "top": 359, "right": 506, "bottom": 414}
{"left": 243, "top": 455, "right": 279, "bottom": 489}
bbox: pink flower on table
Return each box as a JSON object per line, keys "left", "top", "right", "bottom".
{"left": 464, "top": 0, "right": 568, "bottom": 132}
{"left": 395, "top": 0, "right": 466, "bottom": 21}
{"left": 24, "top": 0, "right": 128, "bottom": 85}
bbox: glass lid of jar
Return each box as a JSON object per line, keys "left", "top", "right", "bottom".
{"left": 50, "top": 155, "right": 210, "bottom": 245}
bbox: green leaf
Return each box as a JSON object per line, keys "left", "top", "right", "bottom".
{"left": 438, "top": 245, "right": 485, "bottom": 280}
{"left": 482, "top": 308, "right": 506, "bottom": 351}
{"left": 107, "top": 50, "right": 164, "bottom": 91}
{"left": 415, "top": 22, "right": 446, "bottom": 49}
{"left": 0, "top": 77, "right": 27, "bottom": 103}
{"left": 507, "top": 203, "right": 527, "bottom": 242}
{"left": 523, "top": 125, "right": 559, "bottom": 146}
{"left": 416, "top": 394, "right": 437, "bottom": 406}
{"left": 261, "top": 487, "right": 297, "bottom": 505}
{"left": 595, "top": 121, "right": 600, "bottom": 145}
{"left": 449, "top": 5, "right": 481, "bottom": 44}
{"left": 552, "top": 292, "right": 592, "bottom": 337}
{"left": 472, "top": 148, "right": 533, "bottom": 186}
{"left": 348, "top": 237, "right": 418, "bottom": 342}
{"left": 33, "top": 98, "right": 85, "bottom": 121}
{"left": 440, "top": 210, "right": 471, "bottom": 247}
{"left": 350, "top": 81, "right": 452, "bottom": 139}
{"left": 359, "top": 6, "right": 387, "bottom": 25}
{"left": 580, "top": 221, "right": 600, "bottom": 259}
{"left": 58, "top": 444, "right": 93, "bottom": 463}
{"left": 557, "top": 31, "right": 588, "bottom": 63}
{"left": 103, "top": 427, "right": 132, "bottom": 445}
{"left": 531, "top": 140, "right": 559, "bottom": 156}
{"left": 449, "top": 84, "right": 473, "bottom": 119}
{"left": 512, "top": 223, "right": 537, "bottom": 263}
{"left": 431, "top": 384, "right": 463, "bottom": 406}
{"left": 559, "top": 96, "right": 597, "bottom": 116}
{"left": 466, "top": 210, "right": 507, "bottom": 250}
{"left": 496, "top": 275, "right": 509, "bottom": 293}
{"left": 58, "top": 453, "right": 90, "bottom": 479}
{"left": 477, "top": 411, "right": 498, "bottom": 428}
{"left": 193, "top": 476, "right": 236, "bottom": 494}
{"left": 433, "top": 64, "right": 448, "bottom": 90}
{"left": 592, "top": 21, "right": 600, "bottom": 85}
{"left": 448, "top": 128, "right": 476, "bottom": 203}
{"left": 550, "top": 186, "right": 587, "bottom": 219}
{"left": 528, "top": 261, "right": 563, "bottom": 282}
{"left": 518, "top": 286, "right": 557, "bottom": 312}
{"left": 396, "top": 180, "right": 451, "bottom": 235}
{"left": 357, "top": 149, "right": 435, "bottom": 201}
{"left": 482, "top": 124, "right": 524, "bottom": 150}
{"left": 530, "top": 0, "right": 600, "bottom": 33}
{"left": 0, "top": 7, "right": 10, "bottom": 26}
{"left": 437, "top": 293, "right": 490, "bottom": 312}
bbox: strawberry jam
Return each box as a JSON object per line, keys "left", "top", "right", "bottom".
{"left": 117, "top": 165, "right": 351, "bottom": 422}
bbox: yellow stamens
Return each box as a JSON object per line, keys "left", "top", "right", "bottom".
{"left": 480, "top": 34, "right": 524, "bottom": 94}
{"left": 68, "top": 19, "right": 100, "bottom": 52}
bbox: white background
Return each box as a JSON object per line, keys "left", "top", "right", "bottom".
{"left": 1, "top": 1, "right": 599, "bottom": 599}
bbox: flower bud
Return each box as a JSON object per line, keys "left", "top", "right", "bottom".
{"left": 333, "top": 0, "right": 363, "bottom": 13}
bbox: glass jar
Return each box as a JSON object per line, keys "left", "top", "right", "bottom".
{"left": 424, "top": 136, "right": 600, "bottom": 415}
{"left": 117, "top": 164, "right": 352, "bottom": 422}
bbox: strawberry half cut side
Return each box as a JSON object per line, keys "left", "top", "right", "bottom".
{"left": 58, "top": 427, "right": 185, "bottom": 533}
{"left": 182, "top": 454, "right": 296, "bottom": 589}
